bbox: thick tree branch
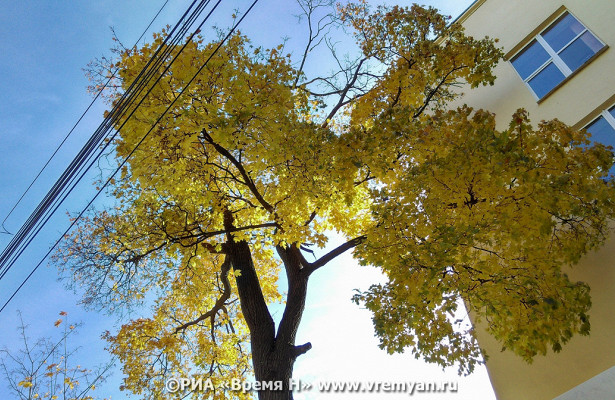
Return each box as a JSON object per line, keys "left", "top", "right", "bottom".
{"left": 200, "top": 129, "right": 275, "bottom": 214}
{"left": 198, "top": 222, "right": 278, "bottom": 240}
{"left": 304, "top": 235, "right": 366, "bottom": 275}
{"left": 160, "top": 222, "right": 278, "bottom": 246}
{"left": 275, "top": 245, "right": 309, "bottom": 351}
{"left": 222, "top": 209, "right": 275, "bottom": 356}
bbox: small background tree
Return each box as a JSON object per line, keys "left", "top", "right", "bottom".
{"left": 0, "top": 312, "right": 112, "bottom": 400}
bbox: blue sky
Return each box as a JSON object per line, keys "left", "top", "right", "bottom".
{"left": 0, "top": 1, "right": 496, "bottom": 399}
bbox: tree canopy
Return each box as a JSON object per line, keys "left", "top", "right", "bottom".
{"left": 55, "top": 1, "right": 615, "bottom": 399}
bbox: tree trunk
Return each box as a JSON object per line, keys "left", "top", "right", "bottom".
{"left": 251, "top": 342, "right": 300, "bottom": 400}
{"left": 226, "top": 237, "right": 310, "bottom": 400}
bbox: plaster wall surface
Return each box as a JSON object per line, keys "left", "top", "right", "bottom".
{"left": 452, "top": 1, "right": 615, "bottom": 399}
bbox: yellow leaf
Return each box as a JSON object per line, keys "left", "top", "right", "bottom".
{"left": 18, "top": 380, "right": 33, "bottom": 388}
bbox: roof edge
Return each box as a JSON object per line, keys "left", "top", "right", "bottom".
{"left": 451, "top": 0, "right": 487, "bottom": 25}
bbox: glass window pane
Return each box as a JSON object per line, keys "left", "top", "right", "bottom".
{"left": 559, "top": 31, "right": 604, "bottom": 71}
{"left": 528, "top": 62, "right": 565, "bottom": 98}
{"left": 542, "top": 13, "right": 585, "bottom": 52}
{"left": 609, "top": 106, "right": 615, "bottom": 119}
{"left": 586, "top": 116, "right": 615, "bottom": 176}
{"left": 511, "top": 40, "right": 550, "bottom": 80}
{"left": 586, "top": 116, "right": 615, "bottom": 146}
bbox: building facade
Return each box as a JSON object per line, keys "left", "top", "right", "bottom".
{"left": 452, "top": 1, "right": 615, "bottom": 399}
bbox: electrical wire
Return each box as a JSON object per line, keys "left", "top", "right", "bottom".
{"left": 0, "top": 0, "right": 220, "bottom": 282}
{"left": 0, "top": 0, "right": 262, "bottom": 313}
{"left": 0, "top": 0, "right": 170, "bottom": 236}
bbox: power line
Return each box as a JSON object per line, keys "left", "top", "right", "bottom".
{"left": 0, "top": 0, "right": 221, "bottom": 283}
{"left": 0, "top": 0, "right": 262, "bottom": 314}
{"left": 0, "top": 0, "right": 170, "bottom": 236}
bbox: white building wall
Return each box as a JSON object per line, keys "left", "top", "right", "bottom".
{"left": 452, "top": 1, "right": 615, "bottom": 399}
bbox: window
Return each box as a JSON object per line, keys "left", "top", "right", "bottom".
{"left": 586, "top": 106, "right": 615, "bottom": 147}
{"left": 511, "top": 12, "right": 605, "bottom": 100}
{"left": 586, "top": 105, "right": 615, "bottom": 175}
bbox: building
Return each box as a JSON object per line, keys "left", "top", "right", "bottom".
{"left": 451, "top": 1, "right": 615, "bottom": 399}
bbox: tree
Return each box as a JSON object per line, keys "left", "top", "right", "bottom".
{"left": 54, "top": 1, "right": 615, "bottom": 399}
{"left": 0, "top": 312, "right": 111, "bottom": 400}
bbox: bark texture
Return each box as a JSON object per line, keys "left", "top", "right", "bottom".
{"left": 226, "top": 240, "right": 311, "bottom": 400}
{"left": 223, "top": 208, "right": 364, "bottom": 399}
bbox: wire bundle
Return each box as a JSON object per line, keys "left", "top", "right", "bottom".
{"left": 0, "top": 0, "right": 261, "bottom": 312}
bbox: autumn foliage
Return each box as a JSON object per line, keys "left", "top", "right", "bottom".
{"left": 54, "top": 1, "right": 615, "bottom": 399}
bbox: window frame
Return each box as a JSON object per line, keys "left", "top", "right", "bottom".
{"left": 510, "top": 10, "right": 606, "bottom": 101}
{"left": 584, "top": 105, "right": 615, "bottom": 177}
{"left": 586, "top": 105, "right": 615, "bottom": 136}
